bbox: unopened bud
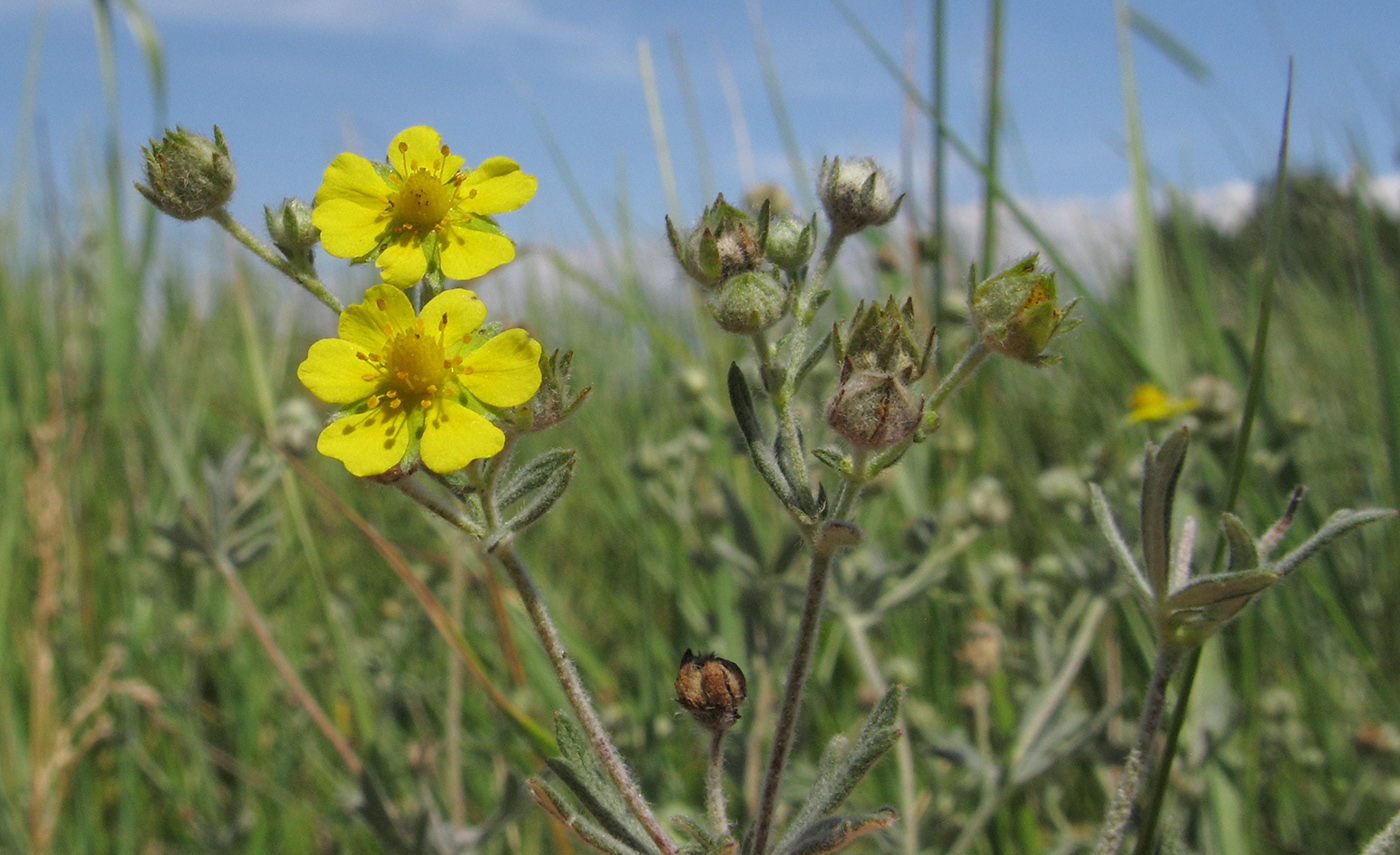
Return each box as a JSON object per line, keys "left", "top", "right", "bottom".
{"left": 667, "top": 194, "right": 764, "bottom": 290}
{"left": 135, "top": 126, "right": 236, "bottom": 221}
{"left": 264, "top": 197, "right": 319, "bottom": 265}
{"left": 675, "top": 649, "right": 746, "bottom": 732}
{"left": 818, "top": 156, "right": 902, "bottom": 237}
{"left": 764, "top": 212, "right": 817, "bottom": 272}
{"left": 969, "top": 253, "right": 1080, "bottom": 366}
{"left": 707, "top": 271, "right": 788, "bottom": 335}
{"left": 825, "top": 366, "right": 924, "bottom": 449}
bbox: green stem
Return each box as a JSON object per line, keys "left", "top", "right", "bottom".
{"left": 209, "top": 208, "right": 342, "bottom": 313}
{"left": 928, "top": 339, "right": 991, "bottom": 413}
{"left": 1129, "top": 648, "right": 1197, "bottom": 855}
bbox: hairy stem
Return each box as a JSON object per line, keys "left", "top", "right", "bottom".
{"left": 707, "top": 729, "right": 731, "bottom": 838}
{"left": 209, "top": 207, "right": 342, "bottom": 313}
{"left": 1093, "top": 649, "right": 1178, "bottom": 855}
{"left": 845, "top": 613, "right": 919, "bottom": 855}
{"left": 927, "top": 338, "right": 991, "bottom": 413}
{"left": 491, "top": 542, "right": 678, "bottom": 855}
{"left": 750, "top": 542, "right": 838, "bottom": 855}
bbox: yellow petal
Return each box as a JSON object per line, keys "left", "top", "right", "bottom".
{"left": 461, "top": 156, "right": 538, "bottom": 215}
{"left": 420, "top": 397, "right": 505, "bottom": 473}
{"left": 316, "top": 405, "right": 410, "bottom": 477}
{"left": 421, "top": 288, "right": 486, "bottom": 350}
{"left": 388, "top": 126, "right": 445, "bottom": 178}
{"left": 438, "top": 226, "right": 515, "bottom": 281}
{"left": 313, "top": 152, "right": 390, "bottom": 258}
{"left": 460, "top": 328, "right": 543, "bottom": 407}
{"left": 338, "top": 284, "right": 415, "bottom": 348}
{"left": 376, "top": 233, "right": 429, "bottom": 287}
{"left": 298, "top": 338, "right": 380, "bottom": 404}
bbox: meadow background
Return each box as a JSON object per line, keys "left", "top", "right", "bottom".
{"left": 3, "top": 1, "right": 1400, "bottom": 853}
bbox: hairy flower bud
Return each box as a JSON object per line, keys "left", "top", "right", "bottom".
{"left": 818, "top": 156, "right": 902, "bottom": 237}
{"left": 825, "top": 368, "right": 924, "bottom": 450}
{"left": 264, "top": 197, "right": 319, "bottom": 265}
{"left": 675, "top": 649, "right": 746, "bottom": 732}
{"left": 706, "top": 271, "right": 788, "bottom": 335}
{"left": 969, "top": 253, "right": 1080, "bottom": 366}
{"left": 135, "top": 126, "right": 236, "bottom": 221}
{"left": 764, "top": 212, "right": 817, "bottom": 272}
{"left": 667, "top": 194, "right": 765, "bottom": 290}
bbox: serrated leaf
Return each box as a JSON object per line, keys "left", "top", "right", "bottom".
{"left": 498, "top": 449, "right": 575, "bottom": 509}
{"left": 1273, "top": 507, "right": 1397, "bottom": 577}
{"left": 1140, "top": 428, "right": 1190, "bottom": 598}
{"left": 774, "top": 809, "right": 897, "bottom": 855}
{"left": 1220, "top": 513, "right": 1259, "bottom": 574}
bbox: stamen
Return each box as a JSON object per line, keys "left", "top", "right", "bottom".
{"left": 361, "top": 373, "right": 375, "bottom": 382}
{"left": 366, "top": 395, "right": 380, "bottom": 408}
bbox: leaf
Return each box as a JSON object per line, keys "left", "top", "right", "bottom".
{"left": 1219, "top": 513, "right": 1259, "bottom": 574}
{"left": 1273, "top": 507, "right": 1397, "bottom": 577}
{"left": 812, "top": 447, "right": 851, "bottom": 476}
{"left": 497, "top": 449, "right": 575, "bottom": 509}
{"left": 774, "top": 687, "right": 903, "bottom": 855}
{"left": 502, "top": 457, "right": 575, "bottom": 534}
{"left": 529, "top": 779, "right": 647, "bottom": 855}
{"left": 727, "top": 363, "right": 797, "bottom": 506}
{"left": 774, "top": 809, "right": 897, "bottom": 855}
{"left": 1164, "top": 570, "right": 1279, "bottom": 612}
{"left": 1089, "top": 484, "right": 1152, "bottom": 601}
{"left": 547, "top": 717, "right": 660, "bottom": 855}
{"left": 1140, "top": 428, "right": 1190, "bottom": 598}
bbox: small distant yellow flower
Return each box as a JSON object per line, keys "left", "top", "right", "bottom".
{"left": 1127, "top": 383, "right": 1198, "bottom": 424}
{"left": 298, "top": 284, "right": 542, "bottom": 476}
{"left": 313, "top": 125, "right": 537, "bottom": 287}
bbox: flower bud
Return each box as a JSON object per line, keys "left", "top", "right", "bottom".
{"left": 818, "top": 156, "right": 902, "bottom": 237}
{"left": 264, "top": 197, "right": 319, "bottom": 265}
{"left": 825, "top": 368, "right": 924, "bottom": 450}
{"left": 527, "top": 349, "right": 590, "bottom": 432}
{"left": 667, "top": 194, "right": 764, "bottom": 290}
{"left": 834, "top": 296, "right": 931, "bottom": 378}
{"left": 706, "top": 270, "right": 787, "bottom": 335}
{"left": 764, "top": 212, "right": 817, "bottom": 272}
{"left": 675, "top": 649, "right": 746, "bottom": 732}
{"left": 969, "top": 253, "right": 1080, "bottom": 366}
{"left": 135, "top": 126, "right": 236, "bottom": 221}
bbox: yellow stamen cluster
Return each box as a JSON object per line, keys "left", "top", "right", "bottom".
{"left": 386, "top": 142, "right": 471, "bottom": 235}
{"left": 354, "top": 303, "right": 477, "bottom": 412}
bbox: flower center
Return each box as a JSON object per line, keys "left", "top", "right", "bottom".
{"left": 370, "top": 321, "right": 452, "bottom": 410}
{"left": 394, "top": 168, "right": 455, "bottom": 232}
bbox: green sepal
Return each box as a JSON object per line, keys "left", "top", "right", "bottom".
{"left": 1140, "top": 428, "right": 1190, "bottom": 599}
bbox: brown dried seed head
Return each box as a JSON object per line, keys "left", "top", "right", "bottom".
{"left": 675, "top": 649, "right": 747, "bottom": 732}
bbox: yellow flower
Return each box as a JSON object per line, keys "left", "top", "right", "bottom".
{"left": 312, "top": 125, "right": 537, "bottom": 287}
{"left": 298, "top": 284, "right": 542, "bottom": 476}
{"left": 1127, "top": 383, "right": 1198, "bottom": 424}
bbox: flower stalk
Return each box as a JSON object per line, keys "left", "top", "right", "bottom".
{"left": 1092, "top": 649, "right": 1178, "bottom": 855}
{"left": 208, "top": 208, "right": 343, "bottom": 313}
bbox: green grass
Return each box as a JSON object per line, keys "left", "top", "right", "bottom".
{"left": 4, "top": 5, "right": 1400, "bottom": 855}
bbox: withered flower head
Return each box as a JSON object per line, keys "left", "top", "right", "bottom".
{"left": 675, "top": 649, "right": 747, "bottom": 732}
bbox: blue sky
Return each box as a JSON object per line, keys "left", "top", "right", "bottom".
{"left": 3, "top": 0, "right": 1398, "bottom": 253}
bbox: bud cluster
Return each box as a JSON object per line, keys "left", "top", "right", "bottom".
{"left": 825, "top": 297, "right": 935, "bottom": 449}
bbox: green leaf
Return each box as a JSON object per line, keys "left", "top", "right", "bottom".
{"left": 774, "top": 809, "right": 897, "bottom": 855}
{"left": 1164, "top": 570, "right": 1279, "bottom": 612}
{"left": 1273, "top": 507, "right": 1398, "bottom": 577}
{"left": 774, "top": 686, "right": 903, "bottom": 855}
{"left": 529, "top": 779, "right": 647, "bottom": 855}
{"left": 1219, "top": 513, "right": 1259, "bottom": 574}
{"left": 497, "top": 448, "right": 575, "bottom": 510}
{"left": 1140, "top": 428, "right": 1190, "bottom": 598}
{"left": 812, "top": 447, "right": 851, "bottom": 476}
{"left": 1089, "top": 484, "right": 1152, "bottom": 601}
{"left": 547, "top": 717, "right": 660, "bottom": 855}
{"left": 727, "top": 363, "right": 797, "bottom": 506}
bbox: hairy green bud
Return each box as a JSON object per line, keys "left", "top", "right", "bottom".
{"left": 765, "top": 212, "right": 817, "bottom": 272}
{"left": 707, "top": 270, "right": 788, "bottom": 334}
{"left": 667, "top": 193, "right": 765, "bottom": 290}
{"left": 818, "top": 156, "right": 902, "bottom": 237}
{"left": 264, "top": 197, "right": 319, "bottom": 265}
{"left": 135, "top": 126, "right": 236, "bottom": 221}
